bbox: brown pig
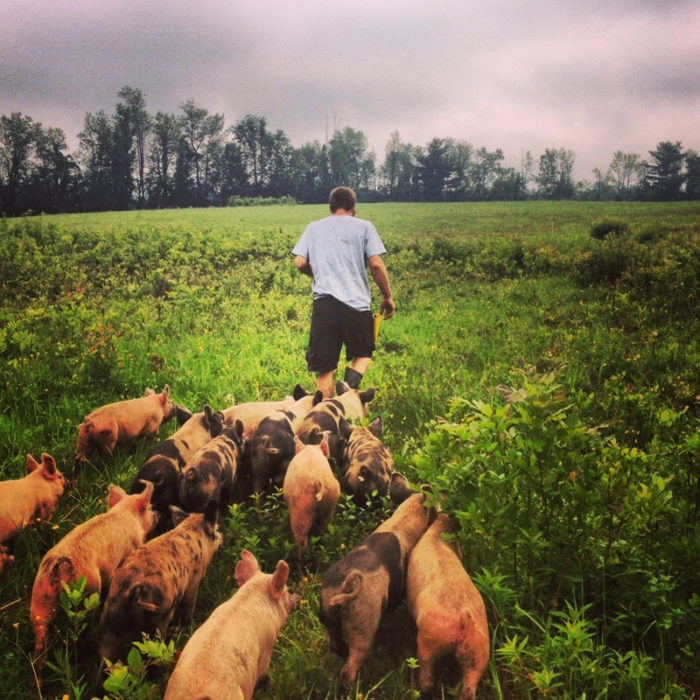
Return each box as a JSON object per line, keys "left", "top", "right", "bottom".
{"left": 29, "top": 482, "right": 158, "bottom": 672}
{"left": 0, "top": 453, "right": 67, "bottom": 545}
{"left": 164, "top": 549, "right": 300, "bottom": 700}
{"left": 75, "top": 385, "right": 174, "bottom": 471}
{"left": 283, "top": 434, "right": 340, "bottom": 558}
{"left": 98, "top": 501, "right": 222, "bottom": 666}
{"left": 319, "top": 491, "right": 433, "bottom": 687}
{"left": 407, "top": 514, "right": 490, "bottom": 700}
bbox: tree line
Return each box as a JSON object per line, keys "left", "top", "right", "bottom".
{"left": 1, "top": 86, "right": 698, "bottom": 215}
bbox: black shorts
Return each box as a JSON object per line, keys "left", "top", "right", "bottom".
{"left": 306, "top": 296, "right": 375, "bottom": 374}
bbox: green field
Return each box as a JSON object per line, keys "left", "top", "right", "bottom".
{"left": 0, "top": 202, "right": 698, "bottom": 699}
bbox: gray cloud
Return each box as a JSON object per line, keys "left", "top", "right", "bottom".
{"left": 1, "top": 0, "right": 698, "bottom": 179}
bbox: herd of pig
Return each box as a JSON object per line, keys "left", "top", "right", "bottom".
{"left": 0, "top": 380, "right": 490, "bottom": 699}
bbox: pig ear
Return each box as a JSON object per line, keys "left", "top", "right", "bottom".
{"left": 292, "top": 383, "right": 308, "bottom": 400}
{"left": 107, "top": 485, "right": 127, "bottom": 508}
{"left": 235, "top": 550, "right": 260, "bottom": 588}
{"left": 294, "top": 435, "right": 305, "bottom": 455}
{"left": 145, "top": 387, "right": 155, "bottom": 396}
{"left": 138, "top": 480, "right": 154, "bottom": 507}
{"left": 367, "top": 415, "right": 383, "bottom": 438}
{"left": 163, "top": 384, "right": 170, "bottom": 397}
{"left": 170, "top": 505, "right": 189, "bottom": 527}
{"left": 41, "top": 453, "right": 58, "bottom": 477}
{"left": 269, "top": 560, "right": 290, "bottom": 600}
{"left": 234, "top": 419, "right": 244, "bottom": 440}
{"left": 359, "top": 387, "right": 377, "bottom": 404}
{"left": 320, "top": 432, "right": 330, "bottom": 458}
{"left": 312, "top": 390, "right": 324, "bottom": 406}
{"left": 336, "top": 381, "right": 350, "bottom": 396}
{"left": 26, "top": 453, "right": 40, "bottom": 473}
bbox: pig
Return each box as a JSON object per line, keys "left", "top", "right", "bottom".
{"left": 318, "top": 491, "right": 433, "bottom": 687}
{"left": 30, "top": 482, "right": 158, "bottom": 673}
{"left": 0, "top": 544, "right": 14, "bottom": 577}
{"left": 75, "top": 385, "right": 174, "bottom": 471}
{"left": 388, "top": 471, "right": 416, "bottom": 506}
{"left": 283, "top": 435, "right": 340, "bottom": 559}
{"left": 0, "top": 453, "right": 67, "bottom": 545}
{"left": 342, "top": 416, "right": 396, "bottom": 505}
{"left": 163, "top": 549, "right": 300, "bottom": 700}
{"left": 249, "top": 389, "right": 322, "bottom": 493}
{"left": 296, "top": 382, "right": 376, "bottom": 465}
{"left": 98, "top": 501, "right": 222, "bottom": 667}
{"left": 179, "top": 422, "right": 245, "bottom": 513}
{"left": 407, "top": 514, "right": 490, "bottom": 700}
{"left": 132, "top": 404, "right": 224, "bottom": 530}
{"left": 221, "top": 383, "right": 309, "bottom": 440}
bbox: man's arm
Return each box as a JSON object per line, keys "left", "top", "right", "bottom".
{"left": 367, "top": 254, "right": 395, "bottom": 318}
{"left": 295, "top": 255, "right": 313, "bottom": 277}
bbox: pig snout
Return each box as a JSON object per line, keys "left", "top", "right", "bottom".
{"left": 288, "top": 593, "right": 301, "bottom": 613}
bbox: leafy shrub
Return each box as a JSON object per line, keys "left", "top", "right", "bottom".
{"left": 590, "top": 217, "right": 630, "bottom": 240}
{"left": 227, "top": 195, "right": 298, "bottom": 207}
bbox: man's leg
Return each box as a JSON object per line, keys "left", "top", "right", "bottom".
{"left": 317, "top": 370, "right": 335, "bottom": 398}
{"left": 344, "top": 357, "right": 372, "bottom": 389}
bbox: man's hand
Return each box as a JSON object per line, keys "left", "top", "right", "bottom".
{"left": 295, "top": 255, "right": 313, "bottom": 277}
{"left": 379, "top": 296, "right": 395, "bottom": 319}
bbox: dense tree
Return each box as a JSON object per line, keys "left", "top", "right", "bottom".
{"left": 78, "top": 110, "right": 120, "bottom": 211}
{"left": 644, "top": 141, "right": 685, "bottom": 200}
{"left": 30, "top": 127, "right": 80, "bottom": 213}
{"left": 117, "top": 86, "right": 151, "bottom": 207}
{"left": 179, "top": 99, "right": 225, "bottom": 204}
{"left": 685, "top": 150, "right": 700, "bottom": 200}
{"left": 147, "top": 112, "right": 180, "bottom": 207}
{"left": 416, "top": 138, "right": 452, "bottom": 201}
{"left": 536, "top": 148, "right": 575, "bottom": 199}
{"left": 0, "top": 112, "right": 40, "bottom": 215}
{"left": 328, "top": 127, "right": 375, "bottom": 194}
{"left": 2, "top": 88, "right": 699, "bottom": 212}
{"left": 469, "top": 146, "right": 504, "bottom": 200}
{"left": 609, "top": 151, "right": 644, "bottom": 199}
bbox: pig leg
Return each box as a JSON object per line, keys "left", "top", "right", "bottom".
{"left": 456, "top": 639, "right": 489, "bottom": 700}
{"left": 416, "top": 630, "right": 445, "bottom": 697}
{"left": 339, "top": 608, "right": 381, "bottom": 687}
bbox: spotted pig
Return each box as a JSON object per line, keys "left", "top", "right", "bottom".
{"left": 319, "top": 491, "right": 433, "bottom": 687}
{"left": 250, "top": 390, "right": 321, "bottom": 493}
{"left": 132, "top": 405, "right": 223, "bottom": 530}
{"left": 407, "top": 513, "right": 490, "bottom": 700}
{"left": 98, "top": 501, "right": 222, "bottom": 668}
{"left": 179, "top": 422, "right": 244, "bottom": 513}
{"left": 296, "top": 382, "right": 376, "bottom": 464}
{"left": 342, "top": 416, "right": 396, "bottom": 505}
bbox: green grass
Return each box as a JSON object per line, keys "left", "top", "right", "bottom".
{"left": 0, "top": 201, "right": 698, "bottom": 699}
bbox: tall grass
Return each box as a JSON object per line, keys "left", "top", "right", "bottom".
{"left": 0, "top": 202, "right": 697, "bottom": 698}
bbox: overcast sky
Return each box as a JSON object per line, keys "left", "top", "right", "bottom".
{"left": 2, "top": 0, "right": 698, "bottom": 180}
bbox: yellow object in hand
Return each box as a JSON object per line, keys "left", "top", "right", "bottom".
{"left": 373, "top": 312, "right": 382, "bottom": 341}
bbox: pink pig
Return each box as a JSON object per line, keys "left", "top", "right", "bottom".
{"left": 164, "top": 549, "right": 300, "bottom": 700}
{"left": 0, "top": 453, "right": 67, "bottom": 545}
{"left": 30, "top": 482, "right": 158, "bottom": 675}
{"left": 407, "top": 513, "right": 490, "bottom": 700}
{"left": 283, "top": 434, "right": 340, "bottom": 558}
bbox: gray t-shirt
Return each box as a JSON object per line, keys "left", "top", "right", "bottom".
{"left": 292, "top": 215, "right": 386, "bottom": 311}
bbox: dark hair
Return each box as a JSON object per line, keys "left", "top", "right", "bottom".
{"left": 329, "top": 186, "right": 357, "bottom": 213}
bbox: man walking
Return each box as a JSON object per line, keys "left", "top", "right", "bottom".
{"left": 293, "top": 186, "right": 394, "bottom": 398}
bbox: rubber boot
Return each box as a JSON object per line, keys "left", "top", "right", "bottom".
{"left": 343, "top": 367, "right": 363, "bottom": 389}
